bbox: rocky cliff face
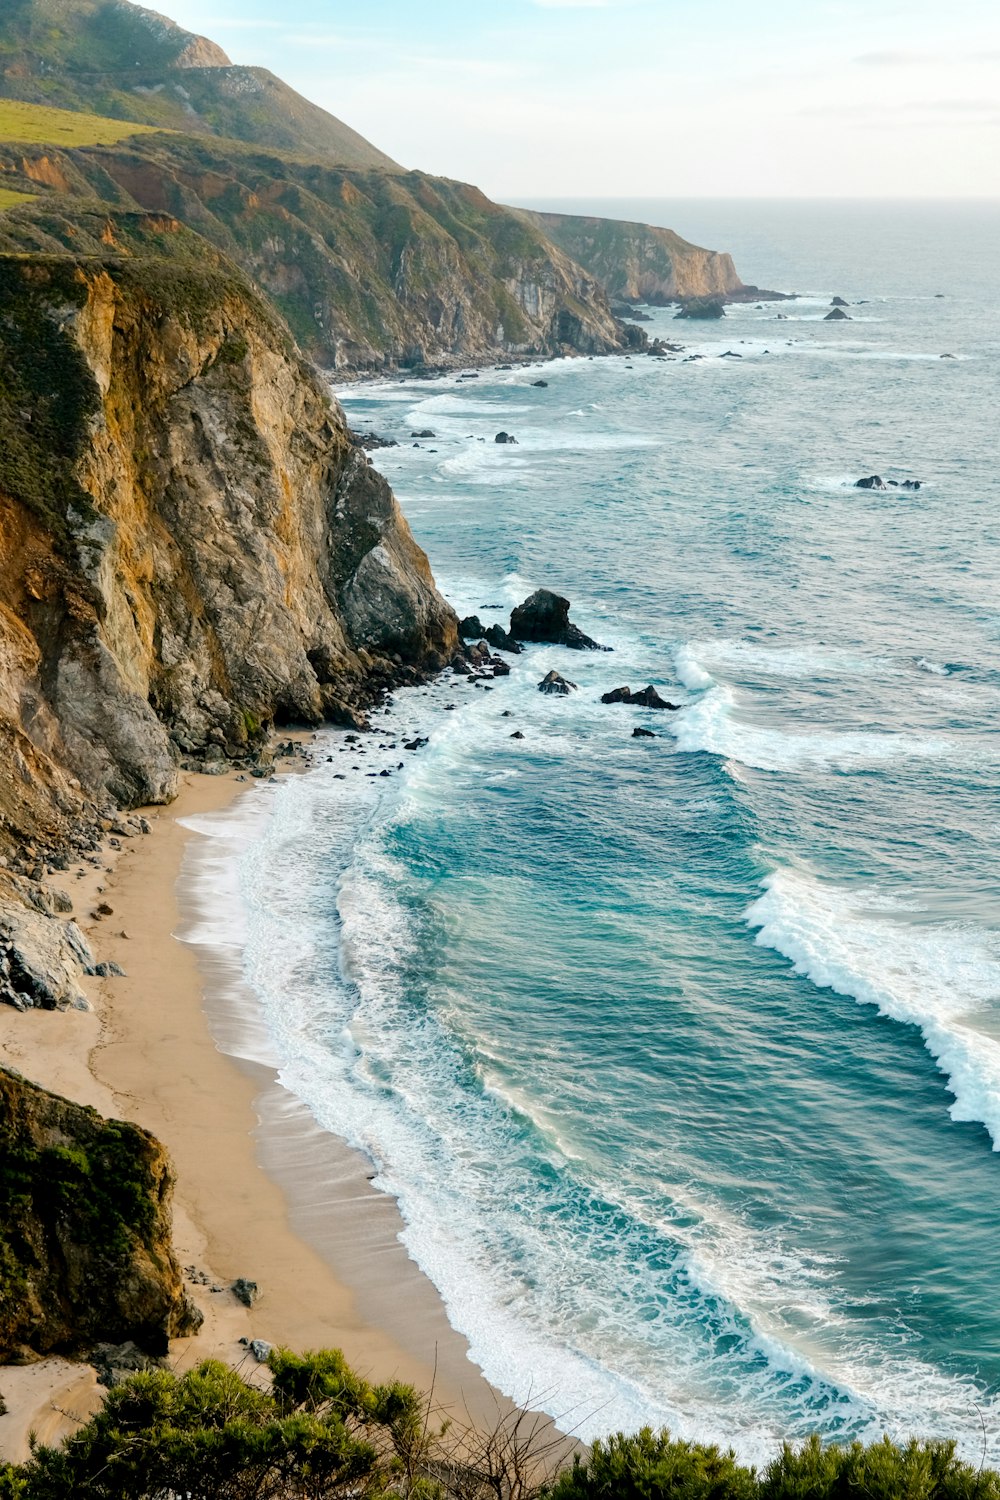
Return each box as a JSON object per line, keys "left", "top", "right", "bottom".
{"left": 0, "top": 142, "right": 629, "bottom": 368}
{"left": 0, "top": 206, "right": 457, "bottom": 851}
{"left": 517, "top": 209, "right": 744, "bottom": 305}
{"left": 0, "top": 1065, "right": 201, "bottom": 1359}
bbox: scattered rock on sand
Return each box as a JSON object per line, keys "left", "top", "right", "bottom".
{"left": 231, "top": 1278, "right": 259, "bottom": 1308}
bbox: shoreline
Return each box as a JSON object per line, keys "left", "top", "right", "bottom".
{"left": 0, "top": 753, "right": 519, "bottom": 1463}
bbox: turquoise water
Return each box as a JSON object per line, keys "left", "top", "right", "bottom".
{"left": 238, "top": 202, "right": 1000, "bottom": 1458}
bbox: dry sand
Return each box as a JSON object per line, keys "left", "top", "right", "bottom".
{"left": 0, "top": 754, "right": 516, "bottom": 1464}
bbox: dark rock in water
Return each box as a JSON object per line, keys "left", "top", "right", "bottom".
{"left": 410, "top": 429, "right": 436, "bottom": 438}
{"left": 824, "top": 307, "right": 851, "bottom": 321}
{"left": 231, "top": 1278, "right": 259, "bottom": 1308}
{"left": 856, "top": 475, "right": 886, "bottom": 490}
{"left": 611, "top": 302, "right": 653, "bottom": 322}
{"left": 601, "top": 684, "right": 678, "bottom": 710}
{"left": 451, "top": 656, "right": 473, "bottom": 675}
{"left": 459, "top": 614, "right": 487, "bottom": 639}
{"left": 466, "top": 641, "right": 492, "bottom": 668}
{"left": 720, "top": 350, "right": 743, "bottom": 358}
{"left": 631, "top": 685, "right": 679, "bottom": 710}
{"left": 940, "top": 353, "right": 956, "bottom": 358}
{"left": 633, "top": 727, "right": 656, "bottom": 738}
{"left": 675, "top": 297, "right": 725, "bottom": 320}
{"left": 901, "top": 479, "right": 922, "bottom": 490}
{"left": 404, "top": 737, "right": 429, "bottom": 751}
{"left": 485, "top": 623, "right": 521, "bottom": 654}
{"left": 510, "top": 730, "right": 525, "bottom": 739}
{"left": 831, "top": 296, "right": 849, "bottom": 307}
{"left": 350, "top": 430, "right": 399, "bottom": 451}
{"left": 490, "top": 658, "right": 512, "bottom": 677}
{"left": 511, "top": 589, "right": 608, "bottom": 651}
{"left": 495, "top": 431, "right": 518, "bottom": 444}
{"left": 538, "top": 670, "right": 577, "bottom": 695}
{"left": 531, "top": 379, "right": 549, "bottom": 387}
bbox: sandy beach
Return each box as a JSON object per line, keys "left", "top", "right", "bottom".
{"left": 0, "top": 752, "right": 511, "bottom": 1464}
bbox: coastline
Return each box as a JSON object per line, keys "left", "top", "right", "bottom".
{"left": 0, "top": 754, "right": 517, "bottom": 1463}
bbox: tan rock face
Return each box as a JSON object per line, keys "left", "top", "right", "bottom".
{"left": 0, "top": 1066, "right": 201, "bottom": 1360}
{"left": 0, "top": 247, "right": 457, "bottom": 828}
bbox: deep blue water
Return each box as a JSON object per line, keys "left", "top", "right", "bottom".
{"left": 236, "top": 202, "right": 1000, "bottom": 1459}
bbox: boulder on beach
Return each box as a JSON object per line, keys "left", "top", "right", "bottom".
{"left": 510, "top": 589, "right": 608, "bottom": 651}
{"left": 538, "top": 670, "right": 577, "bottom": 695}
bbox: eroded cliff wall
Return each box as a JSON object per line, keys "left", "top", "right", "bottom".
{"left": 0, "top": 205, "right": 457, "bottom": 862}
{"left": 517, "top": 209, "right": 744, "bottom": 305}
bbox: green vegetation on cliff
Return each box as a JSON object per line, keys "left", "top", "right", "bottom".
{"left": 0, "top": 1068, "right": 199, "bottom": 1360}
{"left": 0, "top": 135, "right": 625, "bottom": 366}
{"left": 0, "top": 97, "right": 156, "bottom": 147}
{"left": 0, "top": 0, "right": 399, "bottom": 169}
{"left": 517, "top": 208, "right": 744, "bottom": 305}
{"left": 1, "top": 1349, "right": 997, "bottom": 1500}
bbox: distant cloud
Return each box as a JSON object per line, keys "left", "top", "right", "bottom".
{"left": 853, "top": 50, "right": 925, "bottom": 65}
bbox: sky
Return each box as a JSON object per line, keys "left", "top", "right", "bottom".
{"left": 159, "top": 0, "right": 1000, "bottom": 199}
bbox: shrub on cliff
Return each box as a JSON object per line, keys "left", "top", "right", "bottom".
{"left": 15, "top": 1352, "right": 427, "bottom": 1499}
{"left": 6, "top": 1352, "right": 1000, "bottom": 1500}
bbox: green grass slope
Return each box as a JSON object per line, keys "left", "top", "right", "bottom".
{"left": 0, "top": 0, "right": 399, "bottom": 169}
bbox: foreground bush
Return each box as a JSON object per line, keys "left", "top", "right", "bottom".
{"left": 1, "top": 1349, "right": 997, "bottom": 1500}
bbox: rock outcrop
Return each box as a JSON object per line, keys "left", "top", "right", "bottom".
{"left": 510, "top": 590, "right": 607, "bottom": 651}
{"left": 0, "top": 209, "right": 457, "bottom": 852}
{"left": 0, "top": 143, "right": 630, "bottom": 371}
{"left": 518, "top": 210, "right": 745, "bottom": 305}
{"left": 0, "top": 1067, "right": 201, "bottom": 1360}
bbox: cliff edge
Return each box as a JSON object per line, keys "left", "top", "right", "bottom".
{"left": 0, "top": 1065, "right": 200, "bottom": 1360}
{"left": 0, "top": 203, "right": 457, "bottom": 853}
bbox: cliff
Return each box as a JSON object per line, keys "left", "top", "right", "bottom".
{"left": 0, "top": 0, "right": 399, "bottom": 169}
{"left": 0, "top": 202, "right": 457, "bottom": 865}
{"left": 0, "top": 128, "right": 629, "bottom": 368}
{"left": 517, "top": 209, "right": 746, "bottom": 305}
{"left": 0, "top": 1065, "right": 200, "bottom": 1359}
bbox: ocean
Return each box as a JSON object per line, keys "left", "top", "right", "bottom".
{"left": 185, "top": 200, "right": 1000, "bottom": 1461}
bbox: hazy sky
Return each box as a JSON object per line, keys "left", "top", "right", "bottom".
{"left": 161, "top": 0, "right": 1000, "bottom": 199}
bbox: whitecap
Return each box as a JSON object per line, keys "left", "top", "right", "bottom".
{"left": 747, "top": 867, "right": 1000, "bottom": 1148}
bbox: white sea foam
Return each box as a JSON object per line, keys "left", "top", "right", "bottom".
{"left": 672, "top": 682, "right": 953, "bottom": 772}
{"left": 747, "top": 868, "right": 1000, "bottom": 1148}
